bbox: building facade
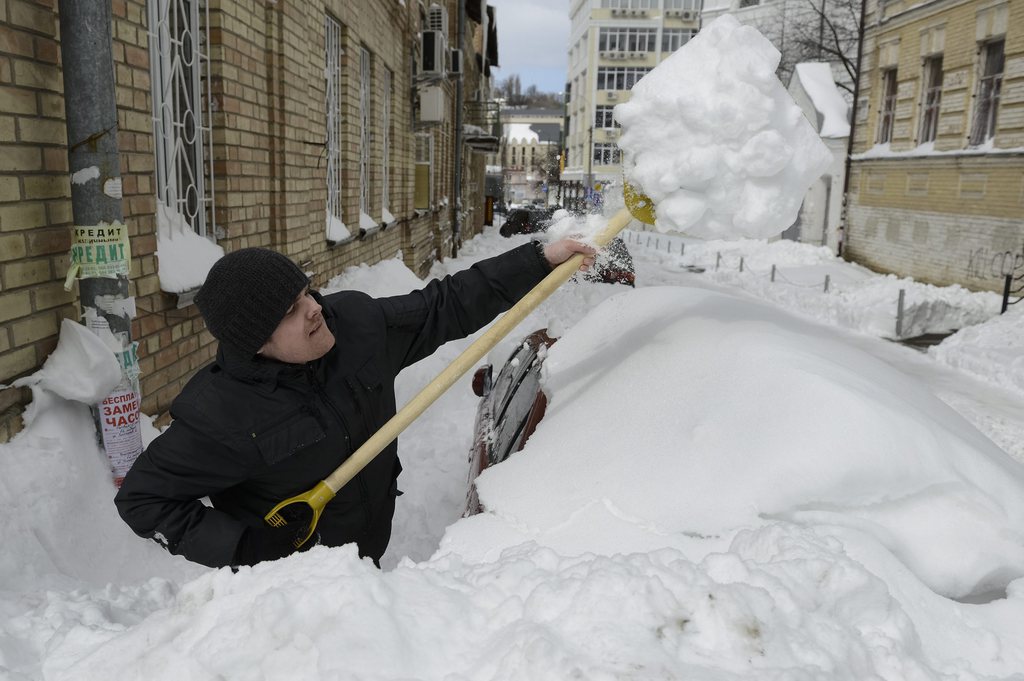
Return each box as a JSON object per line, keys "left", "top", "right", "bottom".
{"left": 497, "top": 107, "right": 562, "bottom": 206}
{"left": 0, "top": 0, "right": 500, "bottom": 441}
{"left": 844, "top": 0, "right": 1023, "bottom": 292}
{"left": 562, "top": 0, "right": 700, "bottom": 208}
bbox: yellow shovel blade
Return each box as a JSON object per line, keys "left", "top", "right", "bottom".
{"left": 264, "top": 480, "right": 336, "bottom": 549}
{"left": 624, "top": 181, "right": 657, "bottom": 225}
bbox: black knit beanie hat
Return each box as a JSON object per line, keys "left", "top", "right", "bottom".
{"left": 195, "top": 248, "right": 310, "bottom": 357}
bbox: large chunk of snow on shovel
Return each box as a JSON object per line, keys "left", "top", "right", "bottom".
{"left": 615, "top": 14, "right": 832, "bottom": 238}
{"left": 461, "top": 287, "right": 1024, "bottom": 601}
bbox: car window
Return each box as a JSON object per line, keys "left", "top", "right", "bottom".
{"left": 491, "top": 353, "right": 544, "bottom": 464}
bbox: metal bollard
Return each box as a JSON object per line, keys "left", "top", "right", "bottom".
{"left": 739, "top": 256, "right": 744, "bottom": 273}
{"left": 716, "top": 252, "right": 721, "bottom": 271}
{"left": 770, "top": 264, "right": 776, "bottom": 282}
{"left": 824, "top": 275, "right": 830, "bottom": 293}
{"left": 680, "top": 242, "right": 685, "bottom": 256}
{"left": 895, "top": 289, "right": 906, "bottom": 338}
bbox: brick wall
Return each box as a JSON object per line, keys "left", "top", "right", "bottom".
{"left": 0, "top": 0, "right": 495, "bottom": 439}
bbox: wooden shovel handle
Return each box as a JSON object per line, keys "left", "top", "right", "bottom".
{"left": 322, "top": 207, "right": 635, "bottom": 493}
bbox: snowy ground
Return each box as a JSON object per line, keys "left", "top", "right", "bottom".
{"left": 3, "top": 223, "right": 1024, "bottom": 680}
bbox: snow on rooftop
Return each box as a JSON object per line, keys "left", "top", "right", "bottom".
{"left": 503, "top": 122, "right": 539, "bottom": 144}
{"left": 793, "top": 62, "right": 851, "bottom": 138}
{"left": 615, "top": 15, "right": 832, "bottom": 240}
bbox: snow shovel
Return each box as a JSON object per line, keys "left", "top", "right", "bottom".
{"left": 265, "top": 188, "right": 657, "bottom": 547}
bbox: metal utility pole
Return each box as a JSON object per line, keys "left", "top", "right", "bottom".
{"left": 451, "top": 0, "right": 466, "bottom": 258}
{"left": 59, "top": 0, "right": 143, "bottom": 486}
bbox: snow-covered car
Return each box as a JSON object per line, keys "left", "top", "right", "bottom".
{"left": 464, "top": 329, "right": 556, "bottom": 515}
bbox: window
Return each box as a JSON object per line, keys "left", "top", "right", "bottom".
{"left": 148, "top": 0, "right": 215, "bottom": 236}
{"left": 662, "top": 28, "right": 695, "bottom": 53}
{"left": 414, "top": 133, "right": 433, "bottom": 209}
{"left": 596, "top": 66, "right": 651, "bottom": 91}
{"left": 324, "top": 15, "right": 343, "bottom": 230}
{"left": 969, "top": 40, "right": 1004, "bottom": 146}
{"left": 600, "top": 0, "right": 653, "bottom": 8}
{"left": 663, "top": 0, "right": 699, "bottom": 8}
{"left": 595, "top": 105, "right": 619, "bottom": 129}
{"left": 381, "top": 68, "right": 392, "bottom": 212}
{"left": 918, "top": 56, "right": 942, "bottom": 144}
{"left": 359, "top": 47, "right": 372, "bottom": 217}
{"left": 877, "top": 68, "right": 897, "bottom": 144}
{"left": 592, "top": 143, "right": 621, "bottom": 165}
{"left": 739, "top": 0, "right": 760, "bottom": 7}
{"left": 598, "top": 27, "right": 657, "bottom": 52}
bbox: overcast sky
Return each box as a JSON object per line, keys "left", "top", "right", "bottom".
{"left": 488, "top": 0, "right": 571, "bottom": 93}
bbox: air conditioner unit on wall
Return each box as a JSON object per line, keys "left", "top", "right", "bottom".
{"left": 427, "top": 3, "right": 449, "bottom": 39}
{"left": 607, "top": 91, "right": 618, "bottom": 100}
{"left": 681, "top": 10, "right": 696, "bottom": 20}
{"left": 418, "top": 85, "right": 446, "bottom": 123}
{"left": 421, "top": 30, "right": 446, "bottom": 76}
{"left": 665, "top": 9, "right": 681, "bottom": 17}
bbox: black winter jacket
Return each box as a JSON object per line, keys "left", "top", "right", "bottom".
{"left": 115, "top": 243, "right": 550, "bottom": 568}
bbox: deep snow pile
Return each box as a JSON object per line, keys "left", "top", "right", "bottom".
{"left": 931, "top": 304, "right": 1024, "bottom": 398}
{"left": 627, "top": 233, "right": 1002, "bottom": 338}
{"left": 9, "top": 284, "right": 1024, "bottom": 681}
{"left": 615, "top": 15, "right": 832, "bottom": 238}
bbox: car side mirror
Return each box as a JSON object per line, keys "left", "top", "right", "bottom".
{"left": 471, "top": 365, "right": 492, "bottom": 397}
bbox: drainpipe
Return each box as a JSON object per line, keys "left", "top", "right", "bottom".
{"left": 451, "top": 0, "right": 466, "bottom": 257}
{"left": 58, "top": 0, "right": 143, "bottom": 486}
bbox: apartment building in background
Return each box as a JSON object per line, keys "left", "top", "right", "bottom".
{"left": 498, "top": 107, "right": 563, "bottom": 206}
{"left": 0, "top": 0, "right": 501, "bottom": 441}
{"left": 844, "top": 0, "right": 1023, "bottom": 293}
{"left": 562, "top": 0, "right": 700, "bottom": 209}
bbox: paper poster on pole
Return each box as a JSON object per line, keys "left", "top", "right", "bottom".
{"left": 64, "top": 221, "right": 132, "bottom": 290}
{"left": 100, "top": 385, "right": 143, "bottom": 484}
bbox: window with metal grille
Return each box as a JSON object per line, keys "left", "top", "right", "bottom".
{"left": 414, "top": 133, "right": 433, "bottom": 209}
{"left": 662, "top": 28, "right": 695, "bottom": 53}
{"left": 877, "top": 68, "right": 897, "bottom": 144}
{"left": 381, "top": 68, "right": 392, "bottom": 213}
{"left": 359, "top": 47, "right": 372, "bottom": 217}
{"left": 918, "top": 56, "right": 942, "bottom": 144}
{"left": 324, "top": 15, "right": 343, "bottom": 231}
{"left": 596, "top": 67, "right": 651, "bottom": 91}
{"left": 592, "top": 143, "right": 621, "bottom": 165}
{"left": 969, "top": 40, "right": 1004, "bottom": 146}
{"left": 595, "top": 105, "right": 619, "bottom": 129}
{"left": 148, "top": 0, "right": 215, "bottom": 236}
{"left": 598, "top": 27, "right": 657, "bottom": 52}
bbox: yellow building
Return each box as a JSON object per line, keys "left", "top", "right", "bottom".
{"left": 844, "top": 0, "right": 1024, "bottom": 292}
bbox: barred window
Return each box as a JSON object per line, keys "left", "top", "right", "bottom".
{"left": 148, "top": 0, "right": 215, "bottom": 236}
{"left": 596, "top": 66, "right": 651, "bottom": 91}
{"left": 414, "top": 133, "right": 434, "bottom": 209}
{"left": 324, "top": 15, "right": 343, "bottom": 230}
{"left": 359, "top": 47, "right": 372, "bottom": 217}
{"left": 918, "top": 56, "right": 942, "bottom": 144}
{"left": 877, "top": 68, "right": 897, "bottom": 144}
{"left": 599, "top": 27, "right": 657, "bottom": 52}
{"left": 592, "top": 143, "right": 621, "bottom": 165}
{"left": 969, "top": 40, "right": 1004, "bottom": 146}
{"left": 662, "top": 28, "right": 695, "bottom": 53}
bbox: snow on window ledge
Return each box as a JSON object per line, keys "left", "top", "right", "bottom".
{"left": 156, "top": 200, "right": 224, "bottom": 298}
{"left": 851, "top": 139, "right": 1023, "bottom": 160}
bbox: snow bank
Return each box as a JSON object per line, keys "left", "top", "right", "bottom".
{"left": 615, "top": 15, "right": 832, "bottom": 239}
{"left": 155, "top": 201, "right": 224, "bottom": 293}
{"left": 931, "top": 304, "right": 1024, "bottom": 398}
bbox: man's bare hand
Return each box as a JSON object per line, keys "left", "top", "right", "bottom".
{"left": 543, "top": 239, "right": 598, "bottom": 272}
